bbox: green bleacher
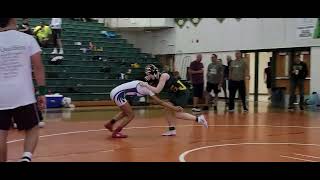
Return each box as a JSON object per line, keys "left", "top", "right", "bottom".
{"left": 20, "top": 18, "right": 161, "bottom": 101}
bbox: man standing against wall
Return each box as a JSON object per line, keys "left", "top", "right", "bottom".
{"left": 228, "top": 51, "right": 249, "bottom": 112}
{"left": 188, "top": 54, "right": 204, "bottom": 112}
{"left": 218, "top": 58, "right": 229, "bottom": 106}
{"left": 264, "top": 61, "right": 272, "bottom": 100}
{"left": 0, "top": 18, "right": 46, "bottom": 162}
{"left": 203, "top": 54, "right": 224, "bottom": 111}
{"left": 288, "top": 53, "right": 308, "bottom": 111}
{"left": 225, "top": 55, "right": 233, "bottom": 105}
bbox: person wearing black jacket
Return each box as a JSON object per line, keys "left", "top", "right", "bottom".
{"left": 288, "top": 54, "right": 308, "bottom": 111}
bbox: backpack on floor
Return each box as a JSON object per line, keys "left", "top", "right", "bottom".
{"left": 50, "top": 56, "right": 64, "bottom": 65}
{"left": 305, "top": 92, "right": 320, "bottom": 106}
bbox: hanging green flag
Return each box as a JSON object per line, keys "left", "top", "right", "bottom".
{"left": 313, "top": 18, "right": 320, "bottom": 39}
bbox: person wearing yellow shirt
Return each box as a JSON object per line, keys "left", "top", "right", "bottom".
{"left": 33, "top": 22, "right": 52, "bottom": 48}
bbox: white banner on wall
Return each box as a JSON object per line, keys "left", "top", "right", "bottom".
{"left": 179, "top": 56, "right": 192, "bottom": 80}
{"left": 296, "top": 18, "right": 318, "bottom": 39}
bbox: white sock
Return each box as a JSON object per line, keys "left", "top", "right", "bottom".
{"left": 23, "top": 152, "right": 32, "bottom": 158}
{"left": 21, "top": 152, "right": 32, "bottom": 162}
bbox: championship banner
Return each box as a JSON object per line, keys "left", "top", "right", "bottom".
{"left": 296, "top": 18, "right": 320, "bottom": 39}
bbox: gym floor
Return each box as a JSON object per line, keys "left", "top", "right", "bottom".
{"left": 6, "top": 101, "right": 320, "bottom": 162}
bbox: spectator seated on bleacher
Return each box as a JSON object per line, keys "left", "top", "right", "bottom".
{"left": 89, "top": 41, "right": 103, "bottom": 52}
{"left": 33, "top": 22, "right": 52, "bottom": 48}
{"left": 80, "top": 41, "right": 103, "bottom": 54}
{"left": 88, "top": 41, "right": 96, "bottom": 51}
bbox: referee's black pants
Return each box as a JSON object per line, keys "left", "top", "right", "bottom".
{"left": 229, "top": 80, "right": 247, "bottom": 110}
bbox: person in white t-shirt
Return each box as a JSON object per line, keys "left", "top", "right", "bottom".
{"left": 50, "top": 18, "right": 63, "bottom": 54}
{"left": 0, "top": 18, "right": 46, "bottom": 162}
{"left": 104, "top": 80, "right": 183, "bottom": 138}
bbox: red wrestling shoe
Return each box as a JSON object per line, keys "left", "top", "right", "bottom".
{"left": 112, "top": 132, "right": 128, "bottom": 138}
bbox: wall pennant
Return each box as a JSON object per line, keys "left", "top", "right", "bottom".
{"left": 175, "top": 18, "right": 188, "bottom": 28}
{"left": 216, "top": 18, "right": 226, "bottom": 23}
{"left": 190, "top": 18, "right": 202, "bottom": 26}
